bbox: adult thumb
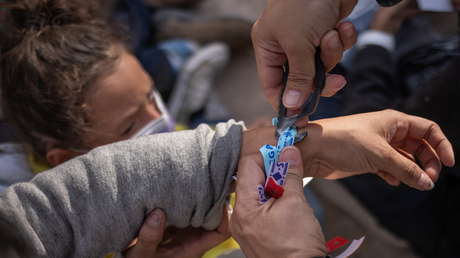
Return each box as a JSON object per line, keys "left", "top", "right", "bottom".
{"left": 283, "top": 46, "right": 316, "bottom": 109}
{"left": 278, "top": 146, "right": 305, "bottom": 195}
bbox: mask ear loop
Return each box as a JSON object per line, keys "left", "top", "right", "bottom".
{"left": 151, "top": 90, "right": 167, "bottom": 116}
{"left": 131, "top": 90, "right": 175, "bottom": 139}
{"left": 151, "top": 90, "right": 176, "bottom": 131}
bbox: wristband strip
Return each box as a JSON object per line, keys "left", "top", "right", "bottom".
{"left": 258, "top": 118, "right": 312, "bottom": 203}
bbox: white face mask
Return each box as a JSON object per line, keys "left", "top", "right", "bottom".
{"left": 131, "top": 90, "right": 175, "bottom": 138}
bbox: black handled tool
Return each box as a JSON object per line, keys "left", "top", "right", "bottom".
{"left": 276, "top": 48, "right": 326, "bottom": 140}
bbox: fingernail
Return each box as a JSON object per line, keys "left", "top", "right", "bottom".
{"left": 148, "top": 209, "right": 163, "bottom": 227}
{"left": 418, "top": 173, "right": 434, "bottom": 190}
{"left": 279, "top": 146, "right": 300, "bottom": 168}
{"left": 283, "top": 90, "right": 301, "bottom": 108}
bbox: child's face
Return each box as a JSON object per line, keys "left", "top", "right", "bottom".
{"left": 82, "top": 50, "right": 163, "bottom": 148}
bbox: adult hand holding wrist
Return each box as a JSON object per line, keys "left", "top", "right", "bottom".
{"left": 300, "top": 110, "right": 455, "bottom": 191}
{"left": 240, "top": 110, "right": 455, "bottom": 192}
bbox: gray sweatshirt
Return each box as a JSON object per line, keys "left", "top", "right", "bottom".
{"left": 0, "top": 121, "right": 244, "bottom": 258}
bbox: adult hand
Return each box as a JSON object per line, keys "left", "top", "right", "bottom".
{"left": 231, "top": 146, "right": 327, "bottom": 258}
{"left": 240, "top": 110, "right": 455, "bottom": 191}
{"left": 301, "top": 110, "right": 455, "bottom": 191}
{"left": 124, "top": 208, "right": 231, "bottom": 258}
{"left": 252, "top": 0, "right": 358, "bottom": 111}
{"left": 371, "top": 0, "right": 418, "bottom": 34}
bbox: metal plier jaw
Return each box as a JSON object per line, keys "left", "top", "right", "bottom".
{"left": 276, "top": 49, "right": 326, "bottom": 142}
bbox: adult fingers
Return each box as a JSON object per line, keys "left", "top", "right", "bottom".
{"left": 337, "top": 21, "right": 357, "bottom": 50}
{"left": 278, "top": 146, "right": 305, "bottom": 195}
{"left": 400, "top": 138, "right": 442, "bottom": 182}
{"left": 321, "top": 74, "right": 347, "bottom": 97}
{"left": 254, "top": 51, "right": 285, "bottom": 109}
{"left": 377, "top": 144, "right": 434, "bottom": 191}
{"left": 287, "top": 74, "right": 347, "bottom": 117}
{"left": 404, "top": 115, "right": 455, "bottom": 167}
{"left": 283, "top": 43, "right": 316, "bottom": 109}
{"left": 126, "top": 209, "right": 166, "bottom": 258}
{"left": 255, "top": 54, "right": 347, "bottom": 108}
{"left": 217, "top": 206, "right": 231, "bottom": 236}
{"left": 251, "top": 22, "right": 286, "bottom": 109}
{"left": 376, "top": 170, "right": 401, "bottom": 186}
{"left": 320, "top": 30, "right": 344, "bottom": 72}
{"left": 236, "top": 154, "right": 266, "bottom": 206}
{"left": 285, "top": 26, "right": 353, "bottom": 109}
{"left": 319, "top": 23, "right": 356, "bottom": 72}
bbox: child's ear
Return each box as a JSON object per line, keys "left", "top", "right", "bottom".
{"left": 46, "top": 148, "right": 81, "bottom": 167}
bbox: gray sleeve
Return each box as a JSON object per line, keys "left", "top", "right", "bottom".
{"left": 0, "top": 120, "right": 244, "bottom": 258}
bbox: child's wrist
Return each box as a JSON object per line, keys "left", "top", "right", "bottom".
{"left": 240, "top": 126, "right": 277, "bottom": 157}
{"left": 295, "top": 122, "right": 322, "bottom": 178}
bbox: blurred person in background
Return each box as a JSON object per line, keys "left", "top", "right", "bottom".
{"left": 344, "top": 0, "right": 460, "bottom": 113}
{"left": 341, "top": 1, "right": 460, "bottom": 257}
{"left": 109, "top": 0, "right": 253, "bottom": 127}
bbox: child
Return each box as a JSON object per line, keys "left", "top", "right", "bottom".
{"left": 0, "top": 0, "right": 455, "bottom": 257}
{"left": 0, "top": 0, "right": 240, "bottom": 257}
